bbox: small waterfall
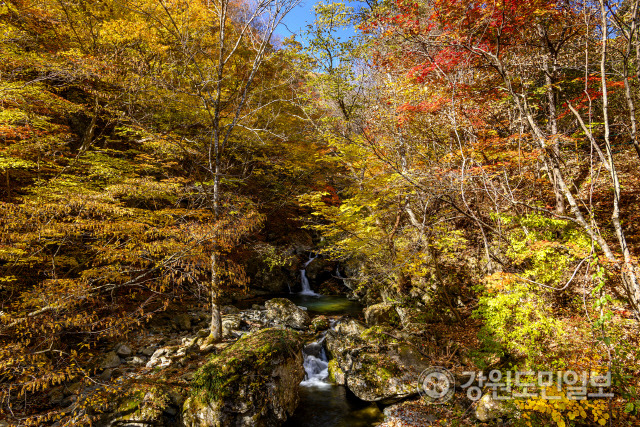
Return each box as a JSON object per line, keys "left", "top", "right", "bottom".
{"left": 300, "top": 336, "right": 331, "bottom": 388}
{"left": 300, "top": 253, "right": 319, "bottom": 296}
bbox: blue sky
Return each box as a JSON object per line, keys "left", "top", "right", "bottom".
{"left": 276, "top": 1, "right": 357, "bottom": 43}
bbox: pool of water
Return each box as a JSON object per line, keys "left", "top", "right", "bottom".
{"left": 236, "top": 293, "right": 363, "bottom": 317}
{"left": 284, "top": 385, "right": 383, "bottom": 427}
{"left": 285, "top": 294, "right": 362, "bottom": 316}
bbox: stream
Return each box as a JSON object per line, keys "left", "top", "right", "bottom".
{"left": 282, "top": 293, "right": 384, "bottom": 427}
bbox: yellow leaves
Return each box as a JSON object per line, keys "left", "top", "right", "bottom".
{"left": 101, "top": 18, "right": 149, "bottom": 46}
{"left": 519, "top": 386, "right": 614, "bottom": 427}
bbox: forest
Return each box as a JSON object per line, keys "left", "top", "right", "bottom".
{"left": 1, "top": 0, "right": 640, "bottom": 426}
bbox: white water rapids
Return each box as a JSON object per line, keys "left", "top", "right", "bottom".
{"left": 300, "top": 337, "right": 331, "bottom": 388}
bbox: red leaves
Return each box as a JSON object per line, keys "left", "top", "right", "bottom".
{"left": 397, "top": 97, "right": 447, "bottom": 115}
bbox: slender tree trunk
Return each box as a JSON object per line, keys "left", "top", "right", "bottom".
{"left": 209, "top": 153, "right": 223, "bottom": 339}
{"left": 599, "top": 1, "right": 640, "bottom": 313}
{"left": 622, "top": 0, "right": 640, "bottom": 161}
{"left": 210, "top": 252, "right": 222, "bottom": 339}
{"left": 492, "top": 51, "right": 640, "bottom": 312}
{"left": 542, "top": 53, "right": 565, "bottom": 215}
{"left": 536, "top": 23, "right": 565, "bottom": 215}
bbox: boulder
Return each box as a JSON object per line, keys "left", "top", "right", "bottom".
{"left": 383, "top": 400, "right": 436, "bottom": 425}
{"left": 145, "top": 347, "right": 177, "bottom": 368}
{"left": 364, "top": 303, "right": 400, "bottom": 327}
{"left": 127, "top": 356, "right": 146, "bottom": 365}
{"left": 475, "top": 392, "right": 511, "bottom": 422}
{"left": 324, "top": 322, "right": 431, "bottom": 403}
{"left": 334, "top": 318, "right": 366, "bottom": 336}
{"left": 222, "top": 315, "right": 242, "bottom": 338}
{"left": 311, "top": 315, "right": 330, "bottom": 331}
{"left": 328, "top": 359, "right": 345, "bottom": 385}
{"left": 264, "top": 298, "right": 310, "bottom": 330}
{"left": 116, "top": 344, "right": 132, "bottom": 357}
{"left": 183, "top": 328, "right": 304, "bottom": 427}
{"left": 104, "top": 387, "right": 185, "bottom": 426}
{"left": 101, "top": 351, "right": 122, "bottom": 369}
{"left": 303, "top": 341, "right": 324, "bottom": 359}
{"left": 140, "top": 346, "right": 157, "bottom": 357}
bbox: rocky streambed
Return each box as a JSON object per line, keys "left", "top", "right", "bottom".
{"left": 67, "top": 294, "right": 490, "bottom": 427}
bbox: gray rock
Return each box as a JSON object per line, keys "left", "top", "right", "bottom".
{"left": 140, "top": 346, "right": 157, "bottom": 357}
{"left": 101, "top": 351, "right": 121, "bottom": 369}
{"left": 127, "top": 356, "right": 146, "bottom": 365}
{"left": 116, "top": 344, "right": 132, "bottom": 357}
{"left": 311, "top": 315, "right": 330, "bottom": 331}
{"left": 99, "top": 369, "right": 113, "bottom": 381}
{"left": 222, "top": 315, "right": 242, "bottom": 338}
{"left": 303, "top": 342, "right": 324, "bottom": 358}
{"left": 475, "top": 392, "right": 511, "bottom": 422}
{"left": 182, "top": 328, "right": 303, "bottom": 427}
{"left": 182, "top": 337, "right": 198, "bottom": 350}
{"left": 364, "top": 303, "right": 400, "bottom": 326}
{"left": 106, "top": 387, "right": 184, "bottom": 426}
{"left": 146, "top": 348, "right": 172, "bottom": 368}
{"left": 334, "top": 318, "right": 366, "bottom": 336}
{"left": 264, "top": 298, "right": 310, "bottom": 330}
{"left": 199, "top": 344, "right": 216, "bottom": 353}
{"left": 324, "top": 322, "right": 430, "bottom": 403}
{"left": 328, "top": 359, "right": 345, "bottom": 385}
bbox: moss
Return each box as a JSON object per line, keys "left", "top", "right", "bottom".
{"left": 327, "top": 359, "right": 343, "bottom": 383}
{"left": 357, "top": 353, "right": 403, "bottom": 384}
{"left": 311, "top": 316, "right": 330, "bottom": 331}
{"left": 387, "top": 308, "right": 401, "bottom": 327}
{"left": 190, "top": 328, "right": 302, "bottom": 404}
{"left": 360, "top": 326, "right": 399, "bottom": 345}
{"left": 267, "top": 298, "right": 290, "bottom": 308}
{"left": 117, "top": 390, "right": 146, "bottom": 413}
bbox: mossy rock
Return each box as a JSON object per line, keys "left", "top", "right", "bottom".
{"left": 364, "top": 303, "right": 401, "bottom": 327}
{"left": 264, "top": 298, "right": 311, "bottom": 330}
{"left": 326, "top": 322, "right": 431, "bottom": 403}
{"left": 327, "top": 359, "right": 345, "bottom": 385}
{"left": 184, "top": 328, "right": 304, "bottom": 427}
{"left": 105, "top": 386, "right": 184, "bottom": 426}
{"left": 311, "top": 315, "right": 331, "bottom": 331}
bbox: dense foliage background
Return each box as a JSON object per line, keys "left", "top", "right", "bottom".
{"left": 1, "top": 0, "right": 640, "bottom": 425}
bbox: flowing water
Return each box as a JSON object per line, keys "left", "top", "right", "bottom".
{"left": 238, "top": 254, "right": 381, "bottom": 425}
{"left": 284, "top": 291, "right": 383, "bottom": 427}
{"left": 300, "top": 253, "right": 319, "bottom": 296}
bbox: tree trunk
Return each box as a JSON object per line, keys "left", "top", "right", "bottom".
{"left": 599, "top": 1, "right": 640, "bottom": 313}
{"left": 210, "top": 251, "right": 222, "bottom": 340}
